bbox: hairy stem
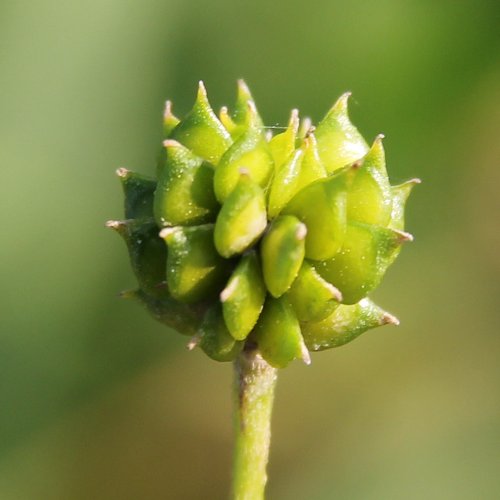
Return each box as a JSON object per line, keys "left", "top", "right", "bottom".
{"left": 232, "top": 348, "right": 278, "bottom": 500}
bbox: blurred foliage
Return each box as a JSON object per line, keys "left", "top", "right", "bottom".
{"left": 0, "top": 0, "right": 499, "bottom": 498}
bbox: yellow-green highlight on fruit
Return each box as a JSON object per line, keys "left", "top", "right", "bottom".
{"left": 345, "top": 136, "right": 393, "bottom": 226}
{"left": 160, "top": 224, "right": 230, "bottom": 303}
{"left": 221, "top": 251, "right": 266, "bottom": 341}
{"left": 286, "top": 260, "right": 342, "bottom": 322}
{"left": 282, "top": 169, "right": 349, "bottom": 260}
{"left": 171, "top": 81, "right": 232, "bottom": 164}
{"left": 214, "top": 112, "right": 274, "bottom": 203}
{"left": 253, "top": 297, "right": 310, "bottom": 368}
{"left": 261, "top": 215, "right": 306, "bottom": 298}
{"left": 110, "top": 80, "right": 418, "bottom": 366}
{"left": 268, "top": 132, "right": 327, "bottom": 219}
{"left": 315, "top": 92, "right": 369, "bottom": 173}
{"left": 214, "top": 171, "right": 267, "bottom": 258}
{"left": 197, "top": 304, "right": 243, "bottom": 362}
{"left": 315, "top": 222, "right": 413, "bottom": 304}
{"left": 154, "top": 140, "right": 219, "bottom": 227}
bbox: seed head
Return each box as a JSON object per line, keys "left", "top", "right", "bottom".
{"left": 108, "top": 81, "right": 418, "bottom": 368}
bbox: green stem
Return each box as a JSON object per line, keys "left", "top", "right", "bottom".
{"left": 232, "top": 348, "right": 278, "bottom": 500}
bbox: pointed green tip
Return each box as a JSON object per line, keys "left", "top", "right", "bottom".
{"left": 355, "top": 133, "right": 386, "bottom": 173}
{"left": 163, "top": 100, "right": 178, "bottom": 121}
{"left": 237, "top": 79, "right": 252, "bottom": 100}
{"left": 197, "top": 80, "right": 208, "bottom": 99}
{"left": 233, "top": 79, "right": 263, "bottom": 128}
{"left": 163, "top": 100, "right": 179, "bottom": 121}
{"left": 330, "top": 91, "right": 352, "bottom": 115}
{"left": 192, "top": 80, "right": 213, "bottom": 111}
{"left": 391, "top": 178, "right": 421, "bottom": 206}
{"left": 244, "top": 99, "right": 261, "bottom": 129}
{"left": 366, "top": 133, "right": 385, "bottom": 159}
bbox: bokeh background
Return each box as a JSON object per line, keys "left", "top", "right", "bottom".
{"left": 1, "top": 0, "right": 499, "bottom": 498}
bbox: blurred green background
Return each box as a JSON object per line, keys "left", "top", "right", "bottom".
{"left": 1, "top": 0, "right": 499, "bottom": 498}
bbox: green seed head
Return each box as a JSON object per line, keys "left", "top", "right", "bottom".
{"left": 108, "top": 81, "right": 418, "bottom": 368}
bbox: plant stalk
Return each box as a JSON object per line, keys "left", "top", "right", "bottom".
{"left": 231, "top": 348, "right": 278, "bottom": 500}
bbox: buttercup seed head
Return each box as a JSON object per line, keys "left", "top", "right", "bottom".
{"left": 108, "top": 80, "right": 418, "bottom": 367}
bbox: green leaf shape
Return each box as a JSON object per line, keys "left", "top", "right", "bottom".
{"left": 163, "top": 100, "right": 180, "bottom": 137}
{"left": 301, "top": 298, "right": 399, "bottom": 351}
{"left": 281, "top": 167, "right": 349, "bottom": 260}
{"left": 346, "top": 136, "right": 393, "bottom": 226}
{"left": 106, "top": 218, "right": 167, "bottom": 297}
{"left": 214, "top": 122, "right": 274, "bottom": 203}
{"left": 261, "top": 215, "right": 307, "bottom": 298}
{"left": 153, "top": 140, "right": 219, "bottom": 227}
{"left": 214, "top": 172, "right": 268, "bottom": 258}
{"left": 171, "top": 81, "right": 232, "bottom": 164}
{"left": 286, "top": 260, "right": 342, "bottom": 322}
{"left": 160, "top": 224, "right": 230, "bottom": 303}
{"left": 220, "top": 251, "right": 266, "bottom": 341}
{"left": 389, "top": 178, "right": 421, "bottom": 231}
{"left": 268, "top": 109, "right": 299, "bottom": 170}
{"left": 116, "top": 168, "right": 156, "bottom": 220}
{"left": 314, "top": 92, "right": 368, "bottom": 173}
{"left": 268, "top": 133, "right": 326, "bottom": 219}
{"left": 199, "top": 304, "right": 243, "bottom": 362}
{"left": 122, "top": 288, "right": 204, "bottom": 337}
{"left": 253, "top": 296, "right": 310, "bottom": 368}
{"left": 315, "top": 221, "right": 413, "bottom": 304}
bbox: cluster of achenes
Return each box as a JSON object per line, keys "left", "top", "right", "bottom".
{"left": 107, "top": 81, "right": 418, "bottom": 368}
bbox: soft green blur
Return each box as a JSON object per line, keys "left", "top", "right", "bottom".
{"left": 1, "top": 0, "right": 499, "bottom": 498}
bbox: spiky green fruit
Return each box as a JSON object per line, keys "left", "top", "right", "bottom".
{"left": 108, "top": 81, "right": 418, "bottom": 367}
